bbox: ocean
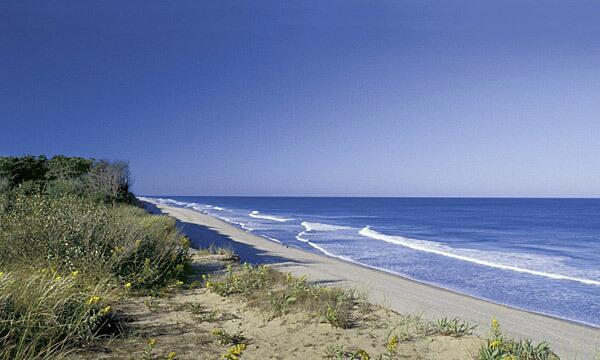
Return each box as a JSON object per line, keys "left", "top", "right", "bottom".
{"left": 145, "top": 196, "right": 600, "bottom": 327}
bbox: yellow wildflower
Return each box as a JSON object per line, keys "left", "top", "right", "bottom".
{"left": 175, "top": 280, "right": 184, "bottom": 287}
{"left": 386, "top": 334, "right": 398, "bottom": 352}
{"left": 71, "top": 271, "right": 79, "bottom": 277}
{"left": 180, "top": 237, "right": 190, "bottom": 247}
{"left": 222, "top": 344, "right": 246, "bottom": 360}
{"left": 148, "top": 338, "right": 157, "bottom": 347}
{"left": 0, "top": 272, "right": 4, "bottom": 277}
{"left": 99, "top": 306, "right": 111, "bottom": 316}
{"left": 54, "top": 275, "right": 62, "bottom": 281}
{"left": 355, "top": 349, "right": 370, "bottom": 360}
{"left": 166, "top": 351, "right": 177, "bottom": 360}
{"left": 124, "top": 282, "right": 132, "bottom": 289}
{"left": 490, "top": 339, "right": 502, "bottom": 349}
{"left": 87, "top": 295, "right": 101, "bottom": 306}
{"left": 491, "top": 317, "right": 499, "bottom": 329}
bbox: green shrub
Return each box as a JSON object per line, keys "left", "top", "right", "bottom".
{"left": 45, "top": 178, "right": 88, "bottom": 199}
{"left": 0, "top": 155, "right": 48, "bottom": 187}
{"left": 0, "top": 155, "right": 133, "bottom": 204}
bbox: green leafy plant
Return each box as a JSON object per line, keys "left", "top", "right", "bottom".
{"left": 211, "top": 328, "right": 246, "bottom": 346}
{"left": 477, "top": 318, "right": 558, "bottom": 360}
{"left": 433, "top": 317, "right": 476, "bottom": 337}
{"left": 323, "top": 345, "right": 371, "bottom": 360}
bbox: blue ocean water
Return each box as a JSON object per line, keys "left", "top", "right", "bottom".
{"left": 145, "top": 196, "right": 600, "bottom": 327}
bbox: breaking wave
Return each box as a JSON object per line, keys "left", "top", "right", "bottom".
{"left": 359, "top": 226, "right": 600, "bottom": 286}
{"left": 249, "top": 211, "right": 292, "bottom": 222}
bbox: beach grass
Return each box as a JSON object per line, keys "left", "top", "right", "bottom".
{"left": 203, "top": 263, "right": 363, "bottom": 329}
{"left": 0, "top": 270, "right": 119, "bottom": 360}
{"left": 0, "top": 193, "right": 189, "bottom": 359}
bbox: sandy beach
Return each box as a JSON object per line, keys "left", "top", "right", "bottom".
{"left": 145, "top": 200, "right": 600, "bottom": 358}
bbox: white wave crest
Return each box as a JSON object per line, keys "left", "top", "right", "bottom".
{"left": 249, "top": 211, "right": 292, "bottom": 222}
{"left": 301, "top": 221, "right": 351, "bottom": 232}
{"left": 156, "top": 198, "right": 188, "bottom": 206}
{"left": 359, "top": 226, "right": 600, "bottom": 286}
{"left": 219, "top": 218, "right": 254, "bottom": 232}
{"left": 295, "top": 232, "right": 309, "bottom": 243}
{"left": 262, "top": 235, "right": 282, "bottom": 244}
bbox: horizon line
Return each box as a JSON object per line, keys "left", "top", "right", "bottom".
{"left": 139, "top": 194, "right": 600, "bottom": 200}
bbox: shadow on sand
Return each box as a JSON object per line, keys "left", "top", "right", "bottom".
{"left": 141, "top": 201, "right": 309, "bottom": 266}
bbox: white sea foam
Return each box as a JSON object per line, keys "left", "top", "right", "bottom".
{"left": 249, "top": 211, "right": 292, "bottom": 222}
{"left": 295, "top": 232, "right": 309, "bottom": 243}
{"left": 157, "top": 198, "right": 187, "bottom": 206}
{"left": 215, "top": 217, "right": 254, "bottom": 232}
{"left": 296, "top": 221, "right": 348, "bottom": 243}
{"left": 301, "top": 221, "right": 351, "bottom": 232}
{"left": 304, "top": 241, "right": 354, "bottom": 262}
{"left": 262, "top": 235, "right": 282, "bottom": 244}
{"left": 240, "top": 223, "right": 254, "bottom": 231}
{"left": 359, "top": 226, "right": 600, "bottom": 286}
{"left": 295, "top": 221, "right": 356, "bottom": 258}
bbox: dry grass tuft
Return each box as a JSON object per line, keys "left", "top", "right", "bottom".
{"left": 204, "top": 263, "right": 366, "bottom": 328}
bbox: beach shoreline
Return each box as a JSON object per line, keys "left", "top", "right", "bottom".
{"left": 143, "top": 199, "right": 600, "bottom": 358}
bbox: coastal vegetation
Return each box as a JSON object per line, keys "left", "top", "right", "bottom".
{"left": 0, "top": 155, "right": 559, "bottom": 359}
{"left": 203, "top": 263, "right": 362, "bottom": 328}
{"left": 0, "top": 155, "right": 189, "bottom": 359}
{"left": 477, "top": 319, "right": 557, "bottom": 360}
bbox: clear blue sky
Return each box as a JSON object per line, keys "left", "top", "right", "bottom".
{"left": 2, "top": 1, "right": 599, "bottom": 197}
